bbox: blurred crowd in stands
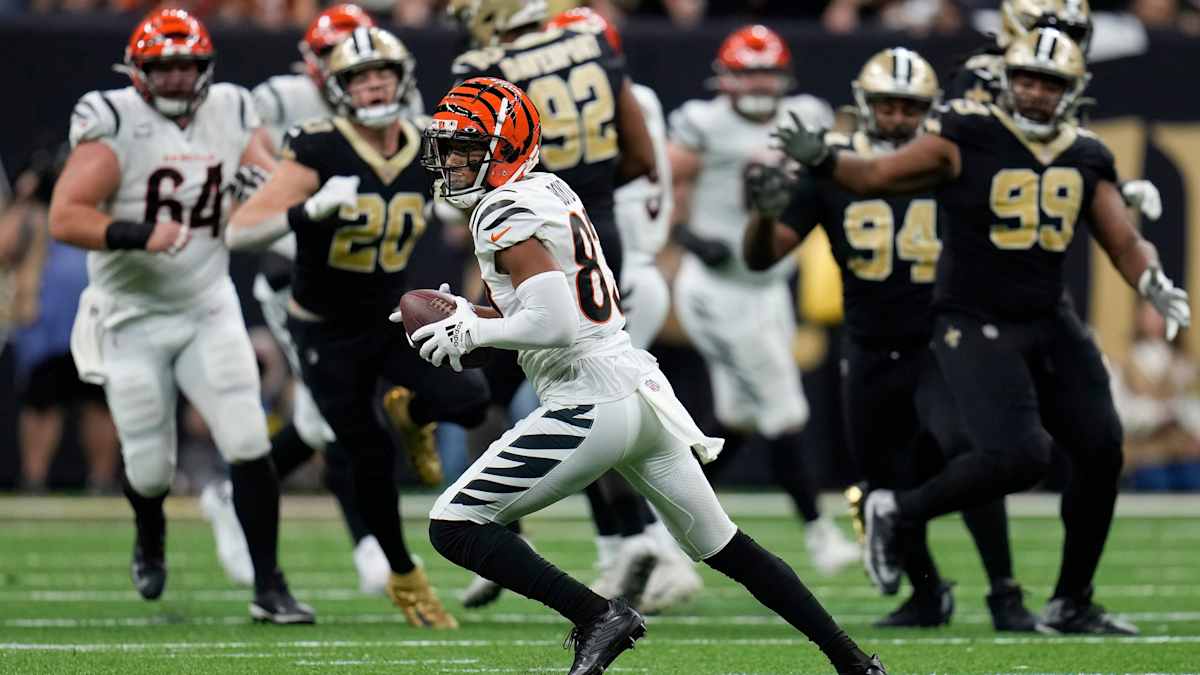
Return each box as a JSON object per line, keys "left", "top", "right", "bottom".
{"left": 2, "top": 0, "right": 1199, "bottom": 36}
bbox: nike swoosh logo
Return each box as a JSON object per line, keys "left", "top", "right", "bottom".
{"left": 490, "top": 226, "right": 512, "bottom": 243}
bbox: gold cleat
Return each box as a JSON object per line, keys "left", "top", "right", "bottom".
{"left": 382, "top": 386, "right": 443, "bottom": 486}
{"left": 845, "top": 482, "right": 867, "bottom": 546}
{"left": 387, "top": 566, "right": 459, "bottom": 629}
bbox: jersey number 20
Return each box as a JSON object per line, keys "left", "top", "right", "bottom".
{"left": 329, "top": 193, "right": 427, "bottom": 273}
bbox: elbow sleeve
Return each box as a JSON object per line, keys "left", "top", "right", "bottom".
{"left": 473, "top": 271, "right": 577, "bottom": 350}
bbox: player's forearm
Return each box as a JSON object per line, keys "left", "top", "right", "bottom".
{"left": 225, "top": 211, "right": 290, "bottom": 251}
{"left": 47, "top": 202, "right": 115, "bottom": 251}
{"left": 1109, "top": 236, "right": 1160, "bottom": 291}
{"left": 472, "top": 271, "right": 577, "bottom": 350}
{"left": 743, "top": 214, "right": 785, "bottom": 271}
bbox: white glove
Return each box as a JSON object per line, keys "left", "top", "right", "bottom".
{"left": 304, "top": 175, "right": 360, "bottom": 221}
{"left": 410, "top": 288, "right": 478, "bottom": 372}
{"left": 1122, "top": 180, "right": 1162, "bottom": 222}
{"left": 1139, "top": 266, "right": 1191, "bottom": 341}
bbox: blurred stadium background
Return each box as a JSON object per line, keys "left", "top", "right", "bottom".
{"left": 2, "top": 0, "right": 1199, "bottom": 496}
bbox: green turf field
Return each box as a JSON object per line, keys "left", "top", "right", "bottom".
{"left": 1, "top": 494, "right": 1197, "bottom": 674}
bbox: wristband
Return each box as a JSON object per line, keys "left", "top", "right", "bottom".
{"left": 105, "top": 220, "right": 155, "bottom": 250}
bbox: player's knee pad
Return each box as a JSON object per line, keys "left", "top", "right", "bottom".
{"left": 106, "top": 364, "right": 166, "bottom": 435}
{"left": 208, "top": 391, "right": 271, "bottom": 463}
{"left": 122, "top": 435, "right": 175, "bottom": 497}
{"left": 991, "top": 432, "right": 1053, "bottom": 491}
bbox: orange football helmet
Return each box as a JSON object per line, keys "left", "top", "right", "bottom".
{"left": 300, "top": 4, "right": 376, "bottom": 90}
{"left": 713, "top": 25, "right": 794, "bottom": 118}
{"left": 547, "top": 7, "right": 621, "bottom": 53}
{"left": 123, "top": 8, "right": 215, "bottom": 118}
{"left": 422, "top": 77, "right": 541, "bottom": 208}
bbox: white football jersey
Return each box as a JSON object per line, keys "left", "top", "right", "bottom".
{"left": 253, "top": 73, "right": 428, "bottom": 149}
{"left": 669, "top": 94, "right": 833, "bottom": 284}
{"left": 614, "top": 83, "right": 672, "bottom": 266}
{"left": 470, "top": 172, "right": 656, "bottom": 406}
{"left": 69, "top": 84, "right": 258, "bottom": 311}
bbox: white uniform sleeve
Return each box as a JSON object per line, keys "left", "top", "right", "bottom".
{"left": 235, "top": 85, "right": 263, "bottom": 131}
{"left": 472, "top": 270, "right": 577, "bottom": 350}
{"left": 470, "top": 189, "right": 548, "bottom": 254}
{"left": 69, "top": 91, "right": 121, "bottom": 159}
{"left": 667, "top": 99, "right": 709, "bottom": 151}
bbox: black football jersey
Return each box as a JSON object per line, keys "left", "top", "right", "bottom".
{"left": 281, "top": 116, "right": 429, "bottom": 322}
{"left": 452, "top": 25, "right": 626, "bottom": 220}
{"left": 782, "top": 131, "right": 940, "bottom": 341}
{"left": 926, "top": 100, "right": 1117, "bottom": 320}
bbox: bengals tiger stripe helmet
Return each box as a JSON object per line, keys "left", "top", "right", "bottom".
{"left": 300, "top": 4, "right": 375, "bottom": 91}
{"left": 547, "top": 7, "right": 621, "bottom": 53}
{"left": 123, "top": 8, "right": 214, "bottom": 119}
{"left": 422, "top": 77, "right": 541, "bottom": 208}
{"left": 713, "top": 25, "right": 794, "bottom": 119}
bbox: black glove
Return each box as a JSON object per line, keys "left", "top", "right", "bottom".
{"left": 676, "top": 227, "right": 732, "bottom": 267}
{"left": 771, "top": 111, "right": 833, "bottom": 174}
{"left": 743, "top": 161, "right": 793, "bottom": 219}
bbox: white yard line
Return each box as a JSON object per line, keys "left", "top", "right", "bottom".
{"left": 3, "top": 635, "right": 1200, "bottom": 653}
{"left": 1, "top": 493, "right": 1198, "bottom": 521}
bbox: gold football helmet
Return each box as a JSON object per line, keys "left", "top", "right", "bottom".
{"left": 325, "top": 27, "right": 416, "bottom": 127}
{"left": 448, "top": 0, "right": 548, "bottom": 48}
{"left": 852, "top": 48, "right": 941, "bottom": 142}
{"left": 999, "top": 0, "right": 1092, "bottom": 52}
{"left": 1000, "top": 27, "right": 1090, "bottom": 139}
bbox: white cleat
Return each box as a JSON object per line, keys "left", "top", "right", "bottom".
{"left": 353, "top": 535, "right": 391, "bottom": 596}
{"left": 590, "top": 533, "right": 659, "bottom": 605}
{"left": 639, "top": 557, "right": 703, "bottom": 614}
{"left": 200, "top": 480, "right": 254, "bottom": 587}
{"left": 806, "top": 516, "right": 862, "bottom": 577}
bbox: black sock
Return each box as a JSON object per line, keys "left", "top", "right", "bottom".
{"left": 595, "top": 472, "right": 647, "bottom": 537}
{"left": 766, "top": 430, "right": 820, "bottom": 523}
{"left": 1054, "top": 453, "right": 1120, "bottom": 599}
{"left": 323, "top": 441, "right": 371, "bottom": 545}
{"left": 506, "top": 520, "right": 523, "bottom": 535}
{"left": 705, "top": 530, "right": 868, "bottom": 673}
{"left": 430, "top": 519, "right": 608, "bottom": 624}
{"left": 229, "top": 457, "right": 280, "bottom": 593}
{"left": 269, "top": 422, "right": 316, "bottom": 479}
{"left": 961, "top": 500, "right": 1015, "bottom": 587}
{"left": 122, "top": 475, "right": 166, "bottom": 549}
{"left": 899, "top": 521, "right": 942, "bottom": 594}
{"left": 895, "top": 445, "right": 1046, "bottom": 522}
{"left": 585, "top": 482, "right": 620, "bottom": 536}
{"left": 351, "top": 445, "right": 414, "bottom": 574}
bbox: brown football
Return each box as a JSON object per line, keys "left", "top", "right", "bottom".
{"left": 397, "top": 289, "right": 499, "bottom": 369}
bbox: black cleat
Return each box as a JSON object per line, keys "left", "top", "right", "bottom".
{"left": 565, "top": 598, "right": 646, "bottom": 675}
{"left": 1042, "top": 593, "right": 1138, "bottom": 635}
{"left": 986, "top": 581, "right": 1045, "bottom": 632}
{"left": 250, "top": 571, "right": 316, "bottom": 625}
{"left": 130, "top": 515, "right": 166, "bottom": 601}
{"left": 839, "top": 654, "right": 888, "bottom": 675}
{"left": 863, "top": 490, "right": 901, "bottom": 595}
{"left": 874, "top": 581, "right": 954, "bottom": 628}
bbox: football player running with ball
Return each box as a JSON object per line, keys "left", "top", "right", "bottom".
{"left": 50, "top": 9, "right": 312, "bottom": 623}
{"left": 774, "top": 28, "right": 1189, "bottom": 634}
{"left": 406, "top": 76, "right": 887, "bottom": 675}
{"left": 228, "top": 27, "right": 491, "bottom": 629}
